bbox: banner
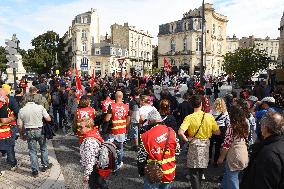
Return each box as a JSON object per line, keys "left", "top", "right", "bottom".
{"left": 75, "top": 66, "right": 83, "bottom": 101}
{"left": 90, "top": 69, "right": 95, "bottom": 87}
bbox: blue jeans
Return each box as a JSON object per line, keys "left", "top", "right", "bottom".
{"left": 222, "top": 161, "right": 240, "bottom": 189}
{"left": 26, "top": 128, "right": 49, "bottom": 172}
{"left": 53, "top": 106, "right": 64, "bottom": 128}
{"left": 143, "top": 177, "right": 171, "bottom": 189}
{"left": 116, "top": 141, "right": 124, "bottom": 166}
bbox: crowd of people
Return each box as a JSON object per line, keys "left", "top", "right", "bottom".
{"left": 0, "top": 72, "right": 283, "bottom": 189}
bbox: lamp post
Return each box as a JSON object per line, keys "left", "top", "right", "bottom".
{"left": 200, "top": 0, "right": 205, "bottom": 85}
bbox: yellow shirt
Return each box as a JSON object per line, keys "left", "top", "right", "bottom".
{"left": 180, "top": 110, "right": 219, "bottom": 139}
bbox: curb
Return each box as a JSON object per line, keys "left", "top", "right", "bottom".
{"left": 40, "top": 140, "right": 66, "bottom": 189}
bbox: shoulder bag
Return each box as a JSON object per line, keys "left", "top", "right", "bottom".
{"left": 144, "top": 127, "right": 171, "bottom": 183}
{"left": 188, "top": 112, "right": 206, "bottom": 144}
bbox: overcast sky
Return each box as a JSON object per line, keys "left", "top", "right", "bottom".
{"left": 0, "top": 0, "right": 283, "bottom": 49}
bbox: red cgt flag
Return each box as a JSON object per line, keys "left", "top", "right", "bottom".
{"left": 90, "top": 69, "right": 95, "bottom": 87}
{"left": 163, "top": 57, "right": 172, "bottom": 72}
{"left": 75, "top": 65, "right": 83, "bottom": 101}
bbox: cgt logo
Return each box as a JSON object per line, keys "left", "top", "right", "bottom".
{"left": 154, "top": 132, "right": 167, "bottom": 143}
{"left": 114, "top": 106, "right": 126, "bottom": 119}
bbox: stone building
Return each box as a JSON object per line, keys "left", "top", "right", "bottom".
{"left": 62, "top": 8, "right": 100, "bottom": 75}
{"left": 111, "top": 23, "right": 153, "bottom": 75}
{"left": 90, "top": 42, "right": 130, "bottom": 77}
{"left": 226, "top": 35, "right": 239, "bottom": 53}
{"left": 279, "top": 13, "right": 284, "bottom": 67}
{"left": 239, "top": 36, "right": 279, "bottom": 69}
{"left": 158, "top": 3, "right": 228, "bottom": 76}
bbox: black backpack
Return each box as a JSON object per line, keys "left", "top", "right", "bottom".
{"left": 52, "top": 91, "right": 60, "bottom": 106}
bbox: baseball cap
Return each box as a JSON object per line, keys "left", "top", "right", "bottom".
{"left": 261, "top": 97, "right": 275, "bottom": 103}
{"left": 2, "top": 84, "right": 11, "bottom": 94}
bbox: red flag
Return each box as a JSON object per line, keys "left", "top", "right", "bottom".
{"left": 163, "top": 57, "right": 172, "bottom": 72}
{"left": 75, "top": 65, "right": 83, "bottom": 101}
{"left": 90, "top": 69, "right": 95, "bottom": 87}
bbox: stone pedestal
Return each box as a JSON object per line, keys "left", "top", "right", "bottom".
{"left": 6, "top": 54, "right": 26, "bottom": 83}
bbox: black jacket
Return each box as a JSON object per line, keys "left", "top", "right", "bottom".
{"left": 240, "top": 135, "right": 284, "bottom": 189}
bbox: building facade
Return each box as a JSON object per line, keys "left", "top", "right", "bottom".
{"left": 226, "top": 35, "right": 239, "bottom": 53}
{"left": 239, "top": 36, "right": 279, "bottom": 69}
{"left": 63, "top": 8, "right": 100, "bottom": 75}
{"left": 158, "top": 3, "right": 228, "bottom": 76}
{"left": 279, "top": 13, "right": 284, "bottom": 67}
{"left": 90, "top": 42, "right": 130, "bottom": 77}
{"left": 111, "top": 23, "right": 153, "bottom": 76}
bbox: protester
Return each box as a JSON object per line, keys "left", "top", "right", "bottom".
{"left": 0, "top": 88, "right": 18, "bottom": 172}
{"left": 159, "top": 99, "right": 178, "bottom": 132}
{"left": 105, "top": 91, "right": 130, "bottom": 171}
{"left": 241, "top": 112, "right": 284, "bottom": 189}
{"left": 78, "top": 112, "right": 107, "bottom": 188}
{"left": 209, "top": 98, "right": 230, "bottom": 166}
{"left": 217, "top": 106, "right": 249, "bottom": 189}
{"left": 138, "top": 109, "right": 177, "bottom": 189}
{"left": 74, "top": 96, "right": 96, "bottom": 143}
{"left": 17, "top": 95, "right": 52, "bottom": 177}
{"left": 178, "top": 95, "right": 220, "bottom": 189}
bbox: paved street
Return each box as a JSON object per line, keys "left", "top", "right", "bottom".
{"left": 52, "top": 133, "right": 223, "bottom": 189}
{"left": 0, "top": 84, "right": 232, "bottom": 189}
{"left": 0, "top": 139, "right": 65, "bottom": 189}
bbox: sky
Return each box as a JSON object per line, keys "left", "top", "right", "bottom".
{"left": 0, "top": 0, "right": 283, "bottom": 49}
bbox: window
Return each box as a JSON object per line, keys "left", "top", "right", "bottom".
{"left": 96, "top": 61, "right": 101, "bottom": 66}
{"left": 84, "top": 17, "right": 88, "bottom": 23}
{"left": 196, "top": 37, "right": 202, "bottom": 52}
{"left": 82, "top": 42, "right": 86, "bottom": 52}
{"left": 82, "top": 30, "right": 87, "bottom": 38}
{"left": 95, "top": 49, "right": 100, "bottom": 55}
{"left": 170, "top": 39, "right": 176, "bottom": 52}
{"left": 213, "top": 24, "right": 215, "bottom": 34}
{"left": 171, "top": 24, "right": 174, "bottom": 33}
{"left": 218, "top": 43, "right": 222, "bottom": 53}
{"left": 92, "top": 37, "right": 94, "bottom": 44}
{"left": 183, "top": 38, "right": 187, "bottom": 51}
{"left": 184, "top": 22, "right": 187, "bottom": 31}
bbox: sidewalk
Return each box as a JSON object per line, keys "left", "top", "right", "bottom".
{"left": 0, "top": 139, "right": 66, "bottom": 189}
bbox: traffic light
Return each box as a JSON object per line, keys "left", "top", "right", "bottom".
{"left": 5, "top": 39, "right": 19, "bottom": 69}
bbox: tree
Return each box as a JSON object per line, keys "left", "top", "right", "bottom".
{"left": 0, "top": 46, "right": 8, "bottom": 71}
{"left": 223, "top": 47, "right": 272, "bottom": 86}
{"left": 152, "top": 46, "right": 158, "bottom": 68}
{"left": 29, "top": 31, "right": 60, "bottom": 74}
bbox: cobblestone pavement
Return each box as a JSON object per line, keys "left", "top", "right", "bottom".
{"left": 0, "top": 139, "right": 65, "bottom": 189}
{"left": 53, "top": 133, "right": 223, "bottom": 189}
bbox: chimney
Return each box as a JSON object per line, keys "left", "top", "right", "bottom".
{"left": 124, "top": 22, "right": 129, "bottom": 27}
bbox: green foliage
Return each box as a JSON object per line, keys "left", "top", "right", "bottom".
{"left": 0, "top": 46, "right": 8, "bottom": 71}
{"left": 223, "top": 47, "right": 271, "bottom": 86}
{"left": 27, "top": 31, "right": 60, "bottom": 74}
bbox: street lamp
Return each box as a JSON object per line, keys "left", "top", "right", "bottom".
{"left": 200, "top": 0, "right": 205, "bottom": 85}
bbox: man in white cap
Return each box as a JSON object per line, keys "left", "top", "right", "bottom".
{"left": 255, "top": 97, "right": 276, "bottom": 141}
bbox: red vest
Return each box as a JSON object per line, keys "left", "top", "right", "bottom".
{"left": 110, "top": 102, "right": 129, "bottom": 135}
{"left": 6, "top": 98, "right": 16, "bottom": 126}
{"left": 77, "top": 107, "right": 95, "bottom": 120}
{"left": 141, "top": 125, "right": 177, "bottom": 183}
{"left": 0, "top": 102, "right": 12, "bottom": 140}
{"left": 101, "top": 97, "right": 115, "bottom": 114}
{"left": 19, "top": 79, "right": 27, "bottom": 88}
{"left": 76, "top": 107, "right": 96, "bottom": 143}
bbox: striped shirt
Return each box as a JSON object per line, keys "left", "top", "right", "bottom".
{"left": 210, "top": 111, "right": 230, "bottom": 127}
